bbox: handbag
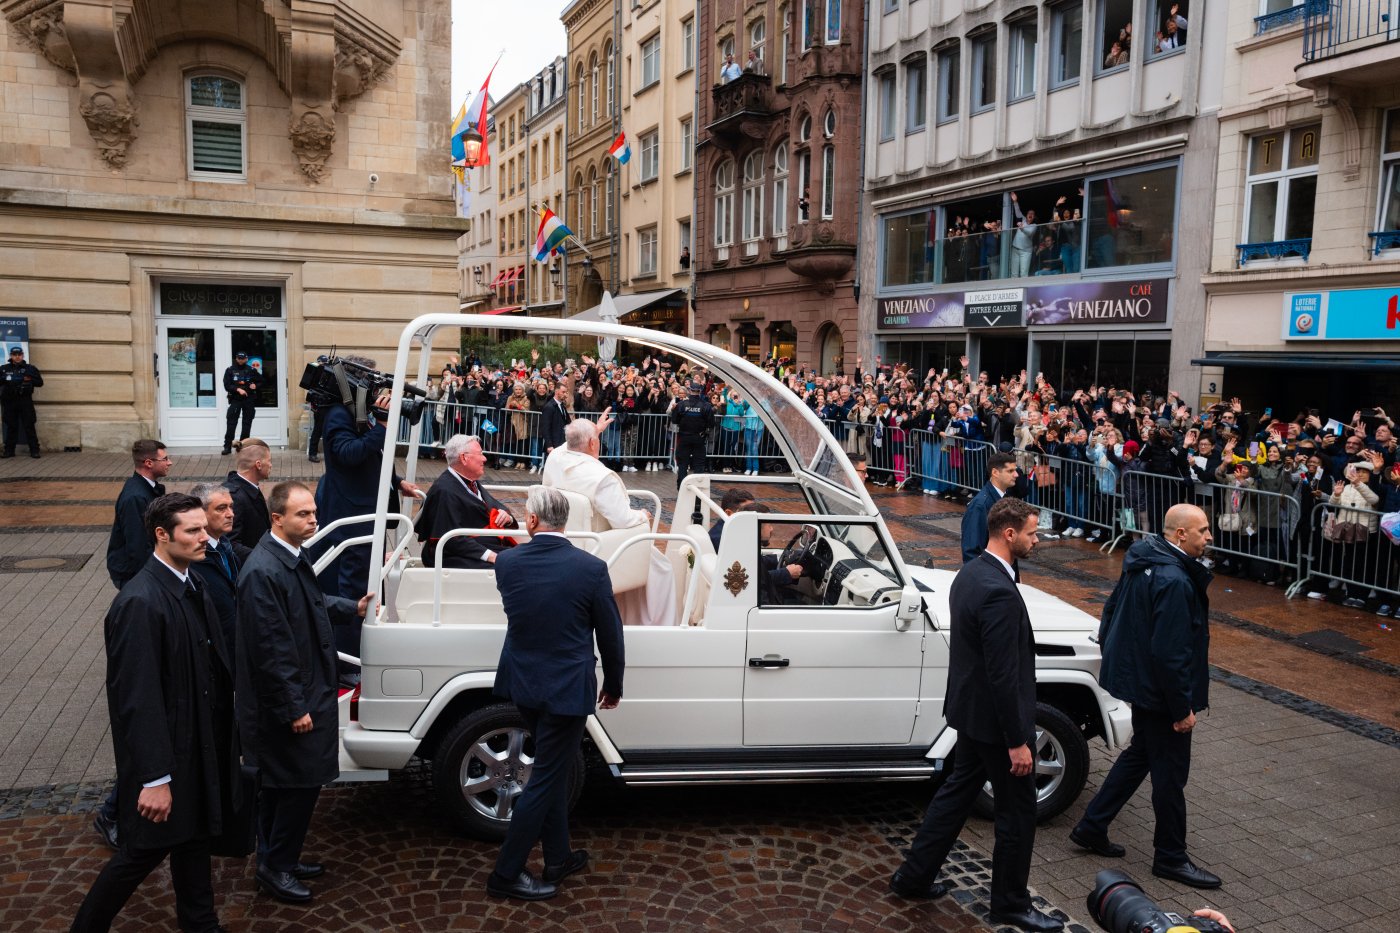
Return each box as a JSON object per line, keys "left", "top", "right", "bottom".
{"left": 1218, "top": 512, "right": 1241, "bottom": 533}
{"left": 1118, "top": 507, "right": 1137, "bottom": 532}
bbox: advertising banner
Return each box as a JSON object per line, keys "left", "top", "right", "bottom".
{"left": 1283, "top": 288, "right": 1400, "bottom": 340}
{"left": 878, "top": 278, "right": 1170, "bottom": 329}
{"left": 877, "top": 294, "right": 965, "bottom": 329}
{"left": 160, "top": 283, "right": 282, "bottom": 318}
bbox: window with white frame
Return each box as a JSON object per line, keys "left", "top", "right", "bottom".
{"left": 906, "top": 57, "right": 927, "bottom": 131}
{"left": 682, "top": 16, "right": 695, "bottom": 71}
{"left": 1376, "top": 110, "right": 1400, "bottom": 236}
{"left": 778, "top": 5, "right": 790, "bottom": 83}
{"left": 1243, "top": 124, "right": 1319, "bottom": 248}
{"left": 1148, "top": 1, "right": 1190, "bottom": 56}
{"left": 680, "top": 118, "right": 693, "bottom": 171}
{"left": 590, "top": 55, "right": 599, "bottom": 123}
{"left": 742, "top": 151, "right": 765, "bottom": 241}
{"left": 605, "top": 166, "right": 615, "bottom": 233}
{"left": 884, "top": 0, "right": 898, "bottom": 11}
{"left": 576, "top": 66, "right": 586, "bottom": 128}
{"left": 639, "top": 226, "right": 658, "bottom": 275}
{"left": 641, "top": 34, "right": 661, "bottom": 88}
{"left": 825, "top": 0, "right": 841, "bottom": 43}
{"left": 588, "top": 167, "right": 598, "bottom": 237}
{"left": 773, "top": 142, "right": 789, "bottom": 236}
{"left": 823, "top": 108, "right": 836, "bottom": 138}
{"left": 750, "top": 17, "right": 766, "bottom": 62}
{"left": 803, "top": 0, "right": 817, "bottom": 49}
{"left": 971, "top": 32, "right": 996, "bottom": 112}
{"left": 821, "top": 145, "right": 835, "bottom": 218}
{"left": 574, "top": 174, "right": 585, "bottom": 231}
{"left": 937, "top": 44, "right": 960, "bottom": 123}
{"left": 877, "top": 71, "right": 896, "bottom": 141}
{"left": 679, "top": 219, "right": 691, "bottom": 253}
{"left": 798, "top": 113, "right": 812, "bottom": 142}
{"left": 640, "top": 130, "right": 660, "bottom": 181}
{"left": 1051, "top": 2, "right": 1083, "bottom": 87}
{"left": 187, "top": 74, "right": 246, "bottom": 179}
{"left": 607, "top": 44, "right": 615, "bottom": 111}
{"left": 1008, "top": 19, "right": 1037, "bottom": 102}
{"left": 714, "top": 160, "right": 736, "bottom": 246}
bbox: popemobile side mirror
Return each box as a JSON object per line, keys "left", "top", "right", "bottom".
{"left": 894, "top": 583, "right": 923, "bottom": 632}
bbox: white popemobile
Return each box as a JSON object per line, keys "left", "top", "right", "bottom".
{"left": 317, "top": 314, "right": 1131, "bottom": 841}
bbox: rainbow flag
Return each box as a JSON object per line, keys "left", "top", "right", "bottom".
{"left": 533, "top": 207, "right": 572, "bottom": 261}
{"left": 608, "top": 131, "right": 630, "bottom": 165}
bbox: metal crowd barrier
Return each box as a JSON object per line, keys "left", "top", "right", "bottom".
{"left": 1288, "top": 502, "right": 1400, "bottom": 603}
{"left": 900, "top": 431, "right": 996, "bottom": 495}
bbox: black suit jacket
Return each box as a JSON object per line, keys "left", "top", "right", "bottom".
{"left": 416, "top": 469, "right": 514, "bottom": 568}
{"left": 540, "top": 398, "right": 569, "bottom": 451}
{"left": 223, "top": 471, "right": 270, "bottom": 550}
{"left": 493, "top": 535, "right": 624, "bottom": 717}
{"left": 106, "top": 473, "right": 163, "bottom": 588}
{"left": 960, "top": 482, "right": 1001, "bottom": 564}
{"left": 945, "top": 552, "right": 1036, "bottom": 748}
{"left": 189, "top": 538, "right": 242, "bottom": 655}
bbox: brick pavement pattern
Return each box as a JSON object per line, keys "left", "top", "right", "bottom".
{"left": 1, "top": 449, "right": 1398, "bottom": 931}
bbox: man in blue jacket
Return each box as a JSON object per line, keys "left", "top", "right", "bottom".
{"left": 1071, "top": 503, "right": 1220, "bottom": 889}
{"left": 961, "top": 452, "right": 1020, "bottom": 563}
{"left": 487, "top": 486, "right": 624, "bottom": 901}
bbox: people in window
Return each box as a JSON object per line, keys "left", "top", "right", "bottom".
{"left": 1103, "top": 40, "right": 1128, "bottom": 68}
{"left": 1154, "top": 5, "right": 1187, "bottom": 52}
{"left": 721, "top": 53, "right": 743, "bottom": 84}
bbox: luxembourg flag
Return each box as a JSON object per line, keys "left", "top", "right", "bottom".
{"left": 608, "top": 131, "right": 631, "bottom": 165}
{"left": 533, "top": 207, "right": 573, "bottom": 262}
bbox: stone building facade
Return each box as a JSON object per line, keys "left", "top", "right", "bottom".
{"left": 524, "top": 56, "right": 568, "bottom": 315}
{"left": 0, "top": 0, "right": 464, "bottom": 450}
{"left": 487, "top": 83, "right": 531, "bottom": 311}
{"left": 693, "top": 0, "right": 864, "bottom": 371}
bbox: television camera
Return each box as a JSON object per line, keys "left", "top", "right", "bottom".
{"left": 301, "top": 352, "right": 428, "bottom": 433}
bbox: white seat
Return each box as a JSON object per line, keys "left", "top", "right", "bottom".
{"left": 394, "top": 566, "right": 505, "bottom": 626}
{"left": 555, "top": 488, "right": 651, "bottom": 595}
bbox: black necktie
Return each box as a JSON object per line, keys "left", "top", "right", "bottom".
{"left": 184, "top": 577, "right": 199, "bottom": 599}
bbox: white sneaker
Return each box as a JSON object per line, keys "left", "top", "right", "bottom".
{"left": 1200, "top": 557, "right": 1215, "bottom": 570}
{"left": 1071, "top": 527, "right": 1085, "bottom": 538}
{"left": 1306, "top": 591, "right": 1325, "bottom": 600}
{"left": 749, "top": 469, "right": 756, "bottom": 476}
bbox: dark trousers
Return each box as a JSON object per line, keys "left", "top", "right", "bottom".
{"left": 224, "top": 398, "right": 256, "bottom": 446}
{"left": 70, "top": 838, "right": 217, "bottom": 933}
{"left": 308, "top": 406, "right": 327, "bottom": 456}
{"left": 2, "top": 400, "right": 38, "bottom": 453}
{"left": 257, "top": 785, "right": 321, "bottom": 873}
{"left": 900, "top": 734, "right": 1036, "bottom": 914}
{"left": 675, "top": 434, "right": 708, "bottom": 488}
{"left": 494, "top": 707, "right": 586, "bottom": 879}
{"left": 1078, "top": 706, "right": 1191, "bottom": 865}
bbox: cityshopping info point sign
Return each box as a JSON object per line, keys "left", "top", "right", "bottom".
{"left": 1284, "top": 287, "right": 1400, "bottom": 340}
{"left": 878, "top": 279, "right": 1169, "bottom": 329}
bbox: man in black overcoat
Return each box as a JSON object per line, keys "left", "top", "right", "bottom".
{"left": 223, "top": 437, "right": 271, "bottom": 549}
{"left": 539, "top": 382, "right": 571, "bottom": 456}
{"left": 487, "top": 486, "right": 624, "bottom": 901}
{"left": 236, "top": 481, "right": 369, "bottom": 904}
{"left": 72, "top": 494, "right": 238, "bottom": 933}
{"left": 188, "top": 483, "right": 245, "bottom": 653}
{"left": 105, "top": 439, "right": 171, "bottom": 590}
{"left": 961, "top": 451, "right": 1021, "bottom": 563}
{"left": 889, "top": 497, "right": 1062, "bottom": 933}
{"left": 417, "top": 434, "right": 516, "bottom": 569}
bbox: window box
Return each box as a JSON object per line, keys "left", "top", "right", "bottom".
{"left": 1236, "top": 238, "right": 1312, "bottom": 265}
{"left": 1368, "top": 231, "right": 1400, "bottom": 255}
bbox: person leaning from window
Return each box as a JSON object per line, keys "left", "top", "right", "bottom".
{"left": 1103, "top": 39, "right": 1129, "bottom": 68}
{"left": 744, "top": 503, "right": 808, "bottom": 605}
{"left": 1154, "top": 5, "right": 1187, "bottom": 52}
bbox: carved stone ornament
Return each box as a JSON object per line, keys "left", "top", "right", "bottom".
{"left": 79, "top": 91, "right": 138, "bottom": 169}
{"left": 333, "top": 34, "right": 392, "bottom": 106}
{"left": 723, "top": 561, "right": 750, "bottom": 597}
{"left": 6, "top": 0, "right": 75, "bottom": 73}
{"left": 289, "top": 110, "right": 336, "bottom": 181}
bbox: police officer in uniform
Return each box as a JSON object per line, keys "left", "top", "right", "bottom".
{"left": 222, "top": 351, "right": 260, "bottom": 455}
{"left": 669, "top": 382, "right": 713, "bottom": 488}
{"left": 1, "top": 345, "right": 43, "bottom": 459}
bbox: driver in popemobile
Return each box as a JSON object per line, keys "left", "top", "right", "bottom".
{"left": 740, "top": 503, "right": 809, "bottom": 605}
{"left": 541, "top": 414, "right": 678, "bottom": 626}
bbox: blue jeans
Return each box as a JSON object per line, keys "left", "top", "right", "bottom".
{"left": 744, "top": 429, "right": 762, "bottom": 473}
{"left": 921, "top": 440, "right": 943, "bottom": 493}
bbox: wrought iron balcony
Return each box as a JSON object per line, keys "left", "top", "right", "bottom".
{"left": 708, "top": 73, "right": 776, "bottom": 145}
{"left": 1303, "top": 0, "right": 1399, "bottom": 61}
{"left": 1256, "top": 0, "right": 1327, "bottom": 34}
{"left": 1369, "top": 230, "right": 1400, "bottom": 253}
{"left": 1237, "top": 239, "right": 1312, "bottom": 265}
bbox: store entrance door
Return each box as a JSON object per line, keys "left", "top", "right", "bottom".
{"left": 157, "top": 321, "right": 287, "bottom": 447}
{"left": 974, "top": 333, "right": 1029, "bottom": 381}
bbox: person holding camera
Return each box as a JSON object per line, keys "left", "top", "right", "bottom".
{"left": 1071, "top": 503, "right": 1221, "bottom": 890}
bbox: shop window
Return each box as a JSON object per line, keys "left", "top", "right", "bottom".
{"left": 1241, "top": 125, "right": 1319, "bottom": 262}
{"left": 970, "top": 32, "right": 997, "bottom": 112}
{"left": 1132, "top": 340, "right": 1171, "bottom": 395}
{"left": 1085, "top": 163, "right": 1178, "bottom": 270}
{"left": 881, "top": 208, "right": 937, "bottom": 288}
{"left": 1097, "top": 0, "right": 1134, "bottom": 73}
{"left": 1096, "top": 340, "right": 1135, "bottom": 393}
{"left": 187, "top": 75, "right": 246, "bottom": 181}
{"left": 1147, "top": 1, "right": 1189, "bottom": 57}
{"left": 1008, "top": 19, "right": 1037, "bottom": 102}
{"left": 936, "top": 43, "right": 960, "bottom": 124}
{"left": 877, "top": 70, "right": 897, "bottom": 141}
{"left": 1373, "top": 110, "right": 1400, "bottom": 251}
{"left": 1051, "top": 2, "right": 1083, "bottom": 87}
{"left": 905, "top": 57, "right": 927, "bottom": 132}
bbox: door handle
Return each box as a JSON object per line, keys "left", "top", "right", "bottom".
{"left": 748, "top": 657, "right": 790, "bottom": 668}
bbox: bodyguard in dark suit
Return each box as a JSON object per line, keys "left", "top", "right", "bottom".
{"left": 487, "top": 486, "right": 624, "bottom": 901}
{"left": 72, "top": 494, "right": 238, "bottom": 933}
{"left": 237, "top": 481, "right": 369, "bottom": 904}
{"left": 960, "top": 451, "right": 1021, "bottom": 563}
{"left": 540, "top": 384, "right": 571, "bottom": 455}
{"left": 417, "top": 434, "right": 517, "bottom": 569}
{"left": 187, "top": 483, "right": 246, "bottom": 653}
{"left": 223, "top": 438, "right": 272, "bottom": 549}
{"left": 105, "top": 439, "right": 171, "bottom": 590}
{"left": 891, "top": 497, "right": 1062, "bottom": 932}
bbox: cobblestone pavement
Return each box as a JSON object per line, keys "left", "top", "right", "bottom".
{"left": 1, "top": 449, "right": 1398, "bottom": 931}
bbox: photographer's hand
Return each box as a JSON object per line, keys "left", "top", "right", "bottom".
{"left": 1193, "top": 908, "right": 1235, "bottom": 932}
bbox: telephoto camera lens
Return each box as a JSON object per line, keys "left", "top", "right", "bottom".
{"left": 1086, "top": 870, "right": 1230, "bottom": 933}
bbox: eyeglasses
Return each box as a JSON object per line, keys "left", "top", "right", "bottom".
{"left": 147, "top": 456, "right": 172, "bottom": 463}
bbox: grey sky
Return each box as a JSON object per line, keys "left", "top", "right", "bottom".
{"left": 451, "top": 0, "right": 568, "bottom": 111}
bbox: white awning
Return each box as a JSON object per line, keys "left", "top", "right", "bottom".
{"left": 569, "top": 288, "right": 687, "bottom": 323}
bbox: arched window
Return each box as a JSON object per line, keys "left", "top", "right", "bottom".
{"left": 587, "top": 166, "right": 598, "bottom": 238}
{"left": 772, "top": 142, "right": 789, "bottom": 237}
{"left": 741, "top": 151, "right": 765, "bottom": 242}
{"left": 749, "top": 17, "right": 766, "bottom": 61}
{"left": 573, "top": 173, "right": 585, "bottom": 231}
{"left": 187, "top": 74, "right": 246, "bottom": 180}
{"left": 605, "top": 42, "right": 614, "bottom": 115}
{"left": 778, "top": 5, "right": 790, "bottom": 84}
{"left": 576, "top": 65, "right": 586, "bottom": 130}
{"left": 714, "top": 160, "right": 736, "bottom": 248}
{"left": 590, "top": 53, "right": 599, "bottom": 125}
{"left": 798, "top": 113, "right": 812, "bottom": 142}
{"left": 821, "top": 145, "right": 835, "bottom": 219}
{"left": 823, "top": 108, "right": 836, "bottom": 138}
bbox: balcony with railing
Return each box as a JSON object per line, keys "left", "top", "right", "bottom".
{"left": 1298, "top": 0, "right": 1400, "bottom": 90}
{"left": 708, "top": 73, "right": 776, "bottom": 147}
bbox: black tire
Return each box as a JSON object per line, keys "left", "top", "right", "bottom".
{"left": 431, "top": 703, "right": 586, "bottom": 841}
{"left": 971, "top": 701, "right": 1089, "bottom": 823}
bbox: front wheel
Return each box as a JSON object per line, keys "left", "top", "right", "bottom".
{"left": 972, "top": 701, "right": 1089, "bottom": 823}
{"left": 431, "top": 703, "right": 586, "bottom": 841}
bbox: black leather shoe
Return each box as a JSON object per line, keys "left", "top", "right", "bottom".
{"left": 221, "top": 447, "right": 232, "bottom": 455}
{"left": 987, "top": 906, "right": 1065, "bottom": 932}
{"left": 542, "top": 849, "right": 589, "bottom": 884}
{"left": 1070, "top": 824, "right": 1125, "bottom": 858}
{"left": 291, "top": 861, "right": 325, "bottom": 880}
{"left": 889, "top": 869, "right": 948, "bottom": 899}
{"left": 486, "top": 870, "right": 557, "bottom": 901}
{"left": 1152, "top": 860, "right": 1222, "bottom": 889}
{"left": 308, "top": 454, "right": 321, "bottom": 463}
{"left": 256, "top": 866, "right": 312, "bottom": 903}
{"left": 92, "top": 812, "right": 119, "bottom": 850}
{"left": 29, "top": 451, "right": 39, "bottom": 459}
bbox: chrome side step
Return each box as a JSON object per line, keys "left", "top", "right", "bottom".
{"left": 612, "top": 761, "right": 941, "bottom": 786}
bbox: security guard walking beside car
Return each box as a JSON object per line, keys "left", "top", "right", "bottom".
{"left": 1, "top": 345, "right": 43, "bottom": 459}
{"left": 222, "top": 351, "right": 260, "bottom": 455}
{"left": 669, "top": 383, "right": 713, "bottom": 488}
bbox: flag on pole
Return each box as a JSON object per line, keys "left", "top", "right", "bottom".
{"left": 608, "top": 131, "right": 631, "bottom": 165}
{"left": 533, "top": 207, "right": 573, "bottom": 261}
{"left": 451, "top": 62, "right": 498, "bottom": 181}
{"left": 449, "top": 100, "right": 470, "bottom": 183}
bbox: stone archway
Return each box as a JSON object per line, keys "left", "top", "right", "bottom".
{"left": 818, "top": 322, "right": 844, "bottom": 375}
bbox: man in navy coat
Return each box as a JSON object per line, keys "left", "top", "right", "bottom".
{"left": 960, "top": 451, "right": 1020, "bottom": 563}
{"left": 487, "top": 485, "right": 624, "bottom": 901}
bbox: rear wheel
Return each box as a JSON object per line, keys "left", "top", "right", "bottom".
{"left": 972, "top": 701, "right": 1088, "bottom": 823}
{"left": 431, "top": 703, "right": 585, "bottom": 841}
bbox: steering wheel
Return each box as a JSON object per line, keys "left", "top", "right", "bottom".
{"left": 778, "top": 525, "right": 819, "bottom": 576}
